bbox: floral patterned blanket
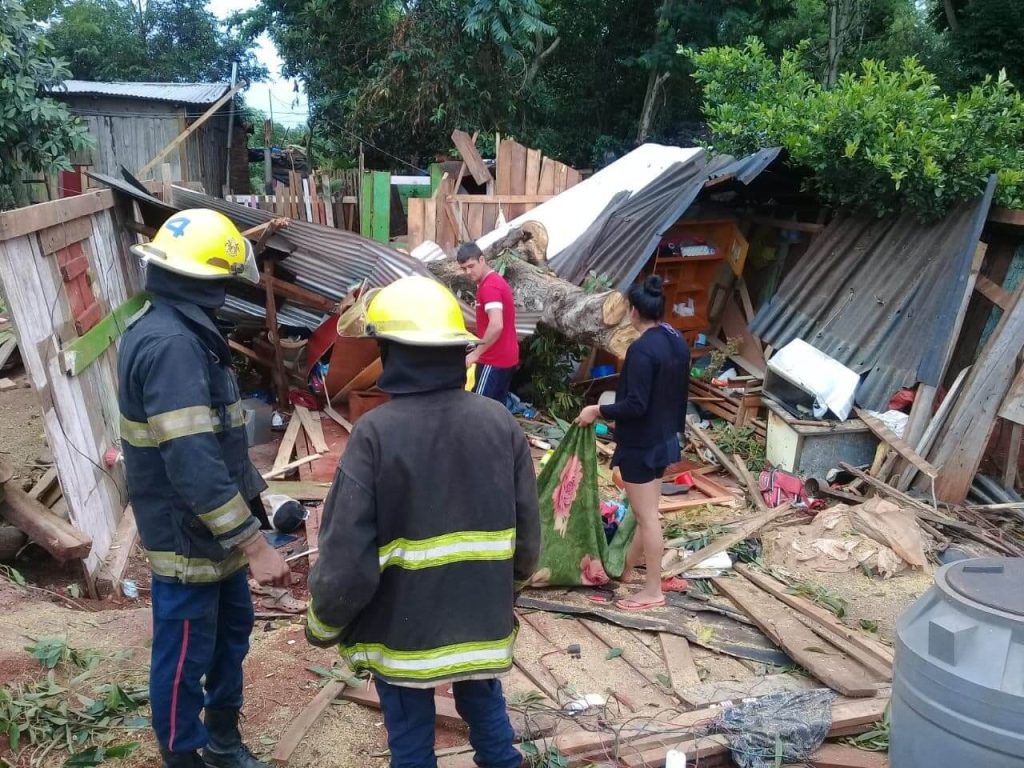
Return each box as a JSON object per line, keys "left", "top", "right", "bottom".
{"left": 528, "top": 425, "right": 635, "bottom": 587}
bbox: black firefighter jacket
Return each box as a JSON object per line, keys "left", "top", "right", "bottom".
{"left": 118, "top": 298, "right": 266, "bottom": 584}
{"left": 306, "top": 388, "right": 541, "bottom": 687}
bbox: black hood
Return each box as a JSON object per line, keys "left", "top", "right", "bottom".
{"left": 145, "top": 264, "right": 228, "bottom": 310}
{"left": 376, "top": 341, "right": 467, "bottom": 395}
{"left": 145, "top": 265, "right": 231, "bottom": 362}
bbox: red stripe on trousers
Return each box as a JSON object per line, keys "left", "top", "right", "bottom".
{"left": 168, "top": 618, "right": 191, "bottom": 751}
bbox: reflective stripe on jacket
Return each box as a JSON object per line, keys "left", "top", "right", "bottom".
{"left": 118, "top": 299, "right": 264, "bottom": 584}
{"left": 306, "top": 389, "right": 540, "bottom": 687}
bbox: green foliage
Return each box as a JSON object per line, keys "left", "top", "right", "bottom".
{"left": 521, "top": 742, "right": 569, "bottom": 768}
{"left": 0, "top": 563, "right": 26, "bottom": 587}
{"left": 700, "top": 337, "right": 740, "bottom": 382}
{"left": 0, "top": 0, "right": 92, "bottom": 209}
{"left": 25, "top": 637, "right": 99, "bottom": 672}
{"left": 709, "top": 422, "right": 766, "bottom": 470}
{"left": 41, "top": 0, "right": 266, "bottom": 83}
{"left": 688, "top": 38, "right": 1024, "bottom": 215}
{"left": 464, "top": 0, "right": 555, "bottom": 61}
{"left": 786, "top": 581, "right": 849, "bottom": 618}
{"left": 932, "top": 0, "right": 1024, "bottom": 91}
{"left": 519, "top": 326, "right": 586, "bottom": 422}
{"left": 844, "top": 704, "right": 891, "bottom": 751}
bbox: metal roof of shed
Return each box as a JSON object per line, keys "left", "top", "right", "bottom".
{"left": 56, "top": 80, "right": 231, "bottom": 105}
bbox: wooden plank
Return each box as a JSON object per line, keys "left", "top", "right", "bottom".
{"left": 294, "top": 406, "right": 329, "bottom": 454}
{"left": 261, "top": 275, "right": 337, "bottom": 314}
{"left": 565, "top": 167, "right": 583, "bottom": 188}
{"left": 999, "top": 365, "right": 1024, "bottom": 425}
{"left": 467, "top": 202, "right": 484, "bottom": 241}
{"left": 304, "top": 504, "right": 321, "bottom": 567}
{"left": 407, "top": 197, "right": 426, "bottom": 249}
{"left": 926, "top": 279, "right": 1024, "bottom": 502}
{"left": 0, "top": 483, "right": 92, "bottom": 561}
{"left": 94, "top": 506, "right": 138, "bottom": 598}
{"left": 537, "top": 158, "right": 556, "bottom": 195}
{"left": 450, "top": 130, "right": 492, "bottom": 185}
{"left": 0, "top": 190, "right": 113, "bottom": 242}
{"left": 322, "top": 403, "right": 353, "bottom": 433}
{"left": 138, "top": 81, "right": 246, "bottom": 176}
{"left": 658, "top": 632, "right": 701, "bottom": 697}
{"left": 37, "top": 216, "right": 94, "bottom": 256}
{"left": 273, "top": 413, "right": 303, "bottom": 471}
{"left": 59, "top": 292, "right": 150, "bottom": 376}
{"left": 0, "top": 337, "right": 18, "bottom": 370}
{"left": 662, "top": 503, "right": 792, "bottom": 578}
{"left": 854, "top": 408, "right": 938, "bottom": 479}
{"left": 713, "top": 576, "right": 882, "bottom": 696}
{"left": 975, "top": 273, "right": 1013, "bottom": 310}
{"left": 809, "top": 744, "right": 889, "bottom": 768}
{"left": 449, "top": 194, "right": 556, "bottom": 204}
{"left": 734, "top": 565, "right": 894, "bottom": 668}
{"left": 265, "top": 480, "right": 331, "bottom": 501}
{"left": 1006, "top": 423, "right": 1023, "bottom": 490}
{"left": 263, "top": 260, "right": 291, "bottom": 407}
{"left": 576, "top": 619, "right": 676, "bottom": 707}
{"left": 496, "top": 140, "right": 514, "bottom": 197}
{"left": 988, "top": 207, "right": 1024, "bottom": 226}
{"left": 524, "top": 149, "right": 542, "bottom": 195}
{"left": 422, "top": 193, "right": 437, "bottom": 244}
{"left": 263, "top": 453, "right": 321, "bottom": 480}
{"left": 332, "top": 358, "right": 383, "bottom": 403}
{"left": 27, "top": 467, "right": 58, "bottom": 501}
{"left": 734, "top": 453, "right": 770, "bottom": 515}
{"left": 270, "top": 680, "right": 346, "bottom": 765}
{"left": 897, "top": 367, "right": 971, "bottom": 490}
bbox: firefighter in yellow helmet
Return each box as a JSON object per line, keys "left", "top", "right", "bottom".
{"left": 119, "top": 209, "right": 288, "bottom": 768}
{"left": 308, "top": 276, "right": 540, "bottom": 768}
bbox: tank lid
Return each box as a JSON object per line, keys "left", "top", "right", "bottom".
{"left": 945, "top": 558, "right": 1024, "bottom": 616}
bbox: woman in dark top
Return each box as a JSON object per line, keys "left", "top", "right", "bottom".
{"left": 576, "top": 276, "right": 690, "bottom": 610}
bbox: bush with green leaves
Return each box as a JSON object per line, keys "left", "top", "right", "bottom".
{"left": 0, "top": 0, "right": 93, "bottom": 210}
{"left": 686, "top": 38, "right": 1024, "bottom": 216}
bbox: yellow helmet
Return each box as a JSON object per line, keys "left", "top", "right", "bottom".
{"left": 365, "top": 276, "right": 478, "bottom": 347}
{"left": 131, "top": 209, "right": 259, "bottom": 285}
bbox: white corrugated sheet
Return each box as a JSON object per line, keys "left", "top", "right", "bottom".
{"left": 55, "top": 80, "right": 231, "bottom": 105}
{"left": 476, "top": 144, "right": 702, "bottom": 260}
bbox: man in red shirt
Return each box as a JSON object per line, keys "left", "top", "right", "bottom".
{"left": 457, "top": 243, "right": 520, "bottom": 404}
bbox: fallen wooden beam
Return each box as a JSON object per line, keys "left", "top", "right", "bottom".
{"left": 270, "top": 680, "right": 345, "bottom": 765}
{"left": 689, "top": 425, "right": 744, "bottom": 482}
{"left": 658, "top": 632, "right": 701, "bottom": 702}
{"left": 343, "top": 680, "right": 464, "bottom": 727}
{"left": 294, "top": 406, "right": 330, "bottom": 454}
{"left": 713, "top": 576, "right": 884, "bottom": 697}
{"left": 322, "top": 403, "right": 353, "bottom": 433}
{"left": 27, "top": 467, "right": 58, "bottom": 502}
{"left": 809, "top": 743, "right": 890, "bottom": 767}
{"left": 262, "top": 453, "right": 322, "bottom": 480}
{"left": 854, "top": 408, "right": 937, "bottom": 479}
{"left": 734, "top": 453, "right": 770, "bottom": 514}
{"left": 733, "top": 565, "right": 894, "bottom": 669}
{"left": 662, "top": 503, "right": 793, "bottom": 578}
{"left": 273, "top": 415, "right": 304, "bottom": 472}
{"left": 0, "top": 483, "right": 92, "bottom": 561}
{"left": 265, "top": 480, "right": 331, "bottom": 501}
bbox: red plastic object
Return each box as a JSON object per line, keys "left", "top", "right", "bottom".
{"left": 673, "top": 471, "right": 695, "bottom": 486}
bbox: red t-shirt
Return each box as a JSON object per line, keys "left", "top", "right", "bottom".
{"left": 475, "top": 271, "right": 520, "bottom": 367}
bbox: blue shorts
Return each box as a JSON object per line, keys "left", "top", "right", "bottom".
{"left": 473, "top": 364, "right": 516, "bottom": 405}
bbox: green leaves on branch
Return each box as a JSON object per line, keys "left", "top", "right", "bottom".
{"left": 687, "top": 38, "right": 1024, "bottom": 216}
{"left": 0, "top": 0, "right": 92, "bottom": 210}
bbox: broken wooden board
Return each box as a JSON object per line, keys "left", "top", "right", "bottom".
{"left": 265, "top": 480, "right": 331, "bottom": 501}
{"left": 270, "top": 680, "right": 346, "bottom": 765}
{"left": 27, "top": 467, "right": 58, "bottom": 501}
{"left": 712, "top": 576, "right": 885, "bottom": 697}
{"left": 657, "top": 632, "right": 701, "bottom": 700}
{"left": 516, "top": 591, "right": 790, "bottom": 666}
{"left": 294, "top": 406, "right": 330, "bottom": 454}
{"left": 809, "top": 744, "right": 890, "bottom": 768}
{"left": 662, "top": 503, "right": 793, "bottom": 578}
{"left": 999, "top": 364, "right": 1024, "bottom": 426}
{"left": 734, "top": 565, "right": 894, "bottom": 669}
{"left": 94, "top": 506, "right": 138, "bottom": 598}
{"left": 273, "top": 414, "right": 303, "bottom": 472}
{"left": 575, "top": 618, "right": 678, "bottom": 708}
{"left": 854, "top": 408, "right": 937, "bottom": 479}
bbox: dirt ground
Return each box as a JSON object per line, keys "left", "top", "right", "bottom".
{"left": 0, "top": 369, "right": 49, "bottom": 487}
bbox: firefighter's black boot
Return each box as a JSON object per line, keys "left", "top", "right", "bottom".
{"left": 201, "top": 708, "right": 269, "bottom": 768}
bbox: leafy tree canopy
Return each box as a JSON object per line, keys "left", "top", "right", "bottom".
{"left": 0, "top": 0, "right": 92, "bottom": 209}
{"left": 688, "top": 38, "right": 1024, "bottom": 216}
{"left": 39, "top": 0, "right": 266, "bottom": 83}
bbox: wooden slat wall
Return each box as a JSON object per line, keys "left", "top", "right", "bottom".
{"left": 0, "top": 191, "right": 139, "bottom": 584}
{"left": 406, "top": 139, "right": 582, "bottom": 251}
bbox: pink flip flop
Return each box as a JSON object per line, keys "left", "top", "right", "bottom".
{"left": 615, "top": 595, "right": 667, "bottom": 611}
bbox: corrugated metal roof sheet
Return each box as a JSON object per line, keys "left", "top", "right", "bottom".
{"left": 551, "top": 155, "right": 711, "bottom": 290}
{"left": 55, "top": 80, "right": 231, "bottom": 105}
{"left": 750, "top": 177, "right": 997, "bottom": 410}
{"left": 706, "top": 147, "right": 783, "bottom": 185}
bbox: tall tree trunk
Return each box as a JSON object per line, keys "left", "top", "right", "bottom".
{"left": 425, "top": 228, "right": 638, "bottom": 358}
{"left": 826, "top": 0, "right": 840, "bottom": 87}
{"left": 943, "top": 0, "right": 960, "bottom": 32}
{"left": 637, "top": 70, "right": 670, "bottom": 144}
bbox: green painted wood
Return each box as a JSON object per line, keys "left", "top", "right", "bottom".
{"left": 430, "top": 162, "right": 443, "bottom": 195}
{"left": 60, "top": 292, "right": 150, "bottom": 376}
{"left": 360, "top": 171, "right": 391, "bottom": 243}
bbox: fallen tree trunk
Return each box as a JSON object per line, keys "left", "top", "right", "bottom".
{"left": 426, "top": 227, "right": 638, "bottom": 358}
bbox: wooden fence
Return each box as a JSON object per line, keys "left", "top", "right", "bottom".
{"left": 227, "top": 170, "right": 360, "bottom": 231}
{"left": 0, "top": 190, "right": 141, "bottom": 589}
{"left": 407, "top": 138, "right": 582, "bottom": 250}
